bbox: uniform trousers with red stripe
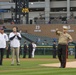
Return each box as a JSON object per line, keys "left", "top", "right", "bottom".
{"left": 57, "top": 44, "right": 68, "bottom": 68}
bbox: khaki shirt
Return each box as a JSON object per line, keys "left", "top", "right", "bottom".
{"left": 56, "top": 30, "right": 72, "bottom": 44}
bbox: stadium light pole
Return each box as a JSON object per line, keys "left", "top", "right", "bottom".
{"left": 14, "top": 0, "right": 20, "bottom": 24}
{"left": 26, "top": 0, "right": 29, "bottom": 24}
{"left": 15, "top": 0, "right": 29, "bottom": 24}
{"left": 22, "top": 0, "right": 29, "bottom": 24}
{"left": 15, "top": 0, "right": 17, "bottom": 24}
{"left": 10, "top": 6, "right": 14, "bottom": 22}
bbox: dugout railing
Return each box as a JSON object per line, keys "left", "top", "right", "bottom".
{"left": 35, "top": 45, "right": 75, "bottom": 55}
{"left": 20, "top": 45, "right": 75, "bottom": 55}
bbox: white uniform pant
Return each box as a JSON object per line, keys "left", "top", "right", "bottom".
{"left": 32, "top": 49, "right": 35, "bottom": 58}
{"left": 11, "top": 47, "right": 20, "bottom": 64}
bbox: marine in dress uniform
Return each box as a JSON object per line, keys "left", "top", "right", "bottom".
{"left": 56, "top": 26, "right": 73, "bottom": 68}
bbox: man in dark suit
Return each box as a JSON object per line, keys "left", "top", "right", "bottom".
{"left": 52, "top": 41, "right": 57, "bottom": 58}
{"left": 28, "top": 42, "right": 33, "bottom": 58}
{"left": 23, "top": 41, "right": 28, "bottom": 58}
{"left": 6, "top": 41, "right": 10, "bottom": 58}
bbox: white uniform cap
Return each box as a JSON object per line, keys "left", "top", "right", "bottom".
{"left": 63, "top": 26, "right": 68, "bottom": 29}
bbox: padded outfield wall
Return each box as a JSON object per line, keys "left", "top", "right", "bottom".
{"left": 4, "top": 24, "right": 76, "bottom": 41}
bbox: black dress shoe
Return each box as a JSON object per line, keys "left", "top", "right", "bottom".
{"left": 59, "top": 66, "right": 65, "bottom": 68}
{"left": 0, "top": 64, "right": 2, "bottom": 66}
{"left": 23, "top": 57, "right": 25, "bottom": 58}
{"left": 17, "top": 63, "right": 20, "bottom": 66}
{"left": 11, "top": 64, "right": 14, "bottom": 66}
{"left": 0, "top": 63, "right": 2, "bottom": 66}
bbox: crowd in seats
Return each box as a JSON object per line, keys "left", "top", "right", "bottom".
{"left": 0, "top": 19, "right": 4, "bottom": 24}
{"left": 1, "top": 15, "right": 76, "bottom": 24}
{"left": 67, "top": 17, "right": 76, "bottom": 24}
{"left": 48, "top": 17, "right": 76, "bottom": 24}
{"left": 34, "top": 16, "right": 76, "bottom": 24}
{"left": 51, "top": 18, "right": 62, "bottom": 24}
{"left": 36, "top": 18, "right": 45, "bottom": 24}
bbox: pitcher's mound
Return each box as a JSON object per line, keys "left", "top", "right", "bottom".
{"left": 40, "top": 61, "right": 76, "bottom": 68}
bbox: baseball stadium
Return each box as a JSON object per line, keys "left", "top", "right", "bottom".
{"left": 0, "top": 0, "right": 76, "bottom": 75}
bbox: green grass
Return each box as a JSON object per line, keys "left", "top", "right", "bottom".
{"left": 0, "top": 55, "right": 76, "bottom": 75}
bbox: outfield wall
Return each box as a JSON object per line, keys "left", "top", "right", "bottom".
{"left": 3, "top": 24, "right": 76, "bottom": 41}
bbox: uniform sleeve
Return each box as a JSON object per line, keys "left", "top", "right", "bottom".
{"left": 17, "top": 33, "right": 21, "bottom": 40}
{"left": 35, "top": 44, "right": 37, "bottom": 47}
{"left": 9, "top": 33, "right": 16, "bottom": 40}
{"left": 68, "top": 34, "right": 73, "bottom": 42}
{"left": 18, "top": 33, "right": 21, "bottom": 38}
{"left": 68, "top": 34, "right": 73, "bottom": 40}
{"left": 5, "top": 34, "right": 9, "bottom": 41}
{"left": 56, "top": 30, "right": 62, "bottom": 36}
{"left": 9, "top": 33, "right": 14, "bottom": 38}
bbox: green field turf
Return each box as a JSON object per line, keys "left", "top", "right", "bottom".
{"left": 0, "top": 55, "right": 76, "bottom": 75}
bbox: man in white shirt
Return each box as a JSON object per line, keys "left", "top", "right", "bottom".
{"left": 9, "top": 26, "right": 21, "bottom": 65}
{"left": 32, "top": 42, "right": 37, "bottom": 58}
{"left": 0, "top": 27, "right": 9, "bottom": 65}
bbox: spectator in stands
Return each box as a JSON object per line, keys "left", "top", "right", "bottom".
{"left": 23, "top": 41, "right": 28, "bottom": 58}
{"left": 48, "top": 20, "right": 51, "bottom": 24}
{"left": 11, "top": 21, "right": 15, "bottom": 24}
{"left": 42, "top": 42, "right": 44, "bottom": 45}
{"left": 32, "top": 42, "right": 37, "bottom": 58}
{"left": 43, "top": 40, "right": 48, "bottom": 45}
{"left": 0, "top": 27, "right": 9, "bottom": 65}
{"left": 9, "top": 26, "right": 21, "bottom": 66}
{"left": 37, "top": 38, "right": 41, "bottom": 42}
{"left": 36, "top": 37, "right": 41, "bottom": 44}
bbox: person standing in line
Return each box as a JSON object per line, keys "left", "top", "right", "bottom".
{"left": 28, "top": 42, "right": 33, "bottom": 58}
{"left": 9, "top": 26, "right": 21, "bottom": 66}
{"left": 6, "top": 41, "right": 10, "bottom": 58}
{"left": 19, "top": 45, "right": 22, "bottom": 57}
{"left": 32, "top": 42, "right": 37, "bottom": 58}
{"left": 23, "top": 41, "right": 28, "bottom": 58}
{"left": 56, "top": 26, "right": 73, "bottom": 68}
{"left": 52, "top": 41, "right": 57, "bottom": 58}
{"left": 0, "top": 27, "right": 9, "bottom": 65}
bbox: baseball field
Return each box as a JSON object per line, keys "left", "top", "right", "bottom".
{"left": 0, "top": 55, "right": 76, "bottom": 75}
